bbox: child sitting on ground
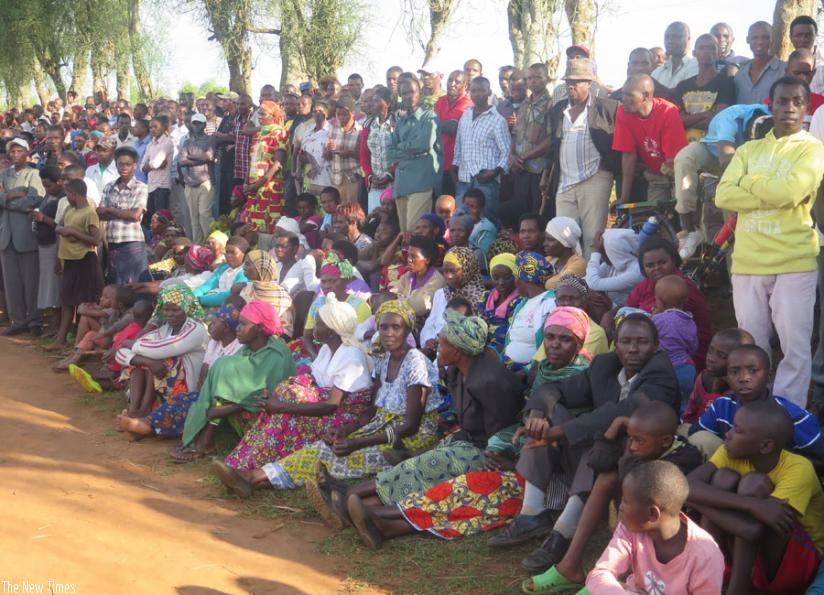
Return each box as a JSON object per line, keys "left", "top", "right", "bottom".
{"left": 462, "top": 188, "right": 497, "bottom": 259}
{"left": 687, "top": 401, "right": 824, "bottom": 594}
{"left": 680, "top": 328, "right": 755, "bottom": 428}
{"left": 521, "top": 401, "right": 703, "bottom": 593}
{"left": 586, "top": 460, "right": 724, "bottom": 594}
{"left": 94, "top": 299, "right": 153, "bottom": 390}
{"left": 296, "top": 192, "right": 322, "bottom": 250}
{"left": 319, "top": 187, "right": 340, "bottom": 234}
{"left": 688, "top": 344, "right": 824, "bottom": 462}
{"left": 651, "top": 274, "right": 697, "bottom": 409}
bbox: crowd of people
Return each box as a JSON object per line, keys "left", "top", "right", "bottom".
{"left": 5, "top": 12, "right": 824, "bottom": 594}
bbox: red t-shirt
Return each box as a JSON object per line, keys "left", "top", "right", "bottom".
{"left": 434, "top": 94, "right": 472, "bottom": 172}
{"left": 613, "top": 98, "right": 687, "bottom": 174}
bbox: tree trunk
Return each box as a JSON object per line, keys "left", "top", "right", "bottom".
{"left": 564, "top": 0, "right": 596, "bottom": 57}
{"left": 226, "top": 48, "right": 252, "bottom": 95}
{"left": 127, "top": 0, "right": 153, "bottom": 100}
{"left": 70, "top": 49, "right": 90, "bottom": 96}
{"left": 279, "top": 0, "right": 310, "bottom": 88}
{"left": 32, "top": 59, "right": 51, "bottom": 105}
{"left": 771, "top": 0, "right": 817, "bottom": 59}
{"left": 422, "top": 0, "right": 458, "bottom": 66}
{"left": 115, "top": 49, "right": 130, "bottom": 101}
{"left": 507, "top": 0, "right": 561, "bottom": 77}
{"left": 203, "top": 0, "right": 253, "bottom": 95}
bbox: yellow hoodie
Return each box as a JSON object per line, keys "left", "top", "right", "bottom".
{"left": 716, "top": 129, "right": 824, "bottom": 275}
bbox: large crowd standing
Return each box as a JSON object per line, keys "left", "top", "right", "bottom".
{"left": 6, "top": 13, "right": 824, "bottom": 594}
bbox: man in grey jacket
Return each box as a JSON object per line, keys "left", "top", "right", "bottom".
{"left": 0, "top": 138, "right": 45, "bottom": 335}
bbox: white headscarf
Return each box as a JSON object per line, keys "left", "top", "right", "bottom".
{"left": 545, "top": 216, "right": 583, "bottom": 255}
{"left": 317, "top": 293, "right": 373, "bottom": 371}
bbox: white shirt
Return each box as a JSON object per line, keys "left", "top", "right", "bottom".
{"left": 203, "top": 337, "right": 242, "bottom": 366}
{"left": 652, "top": 57, "right": 698, "bottom": 88}
{"left": 504, "top": 292, "right": 556, "bottom": 364}
{"left": 277, "top": 254, "right": 319, "bottom": 296}
{"left": 85, "top": 161, "right": 119, "bottom": 197}
{"left": 310, "top": 344, "right": 372, "bottom": 392}
{"left": 420, "top": 287, "right": 448, "bottom": 346}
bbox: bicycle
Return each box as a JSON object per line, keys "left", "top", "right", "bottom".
{"left": 612, "top": 197, "right": 680, "bottom": 247}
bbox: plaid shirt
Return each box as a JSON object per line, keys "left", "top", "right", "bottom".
{"left": 233, "top": 112, "right": 252, "bottom": 180}
{"left": 513, "top": 92, "right": 552, "bottom": 174}
{"left": 328, "top": 121, "right": 362, "bottom": 184}
{"left": 101, "top": 177, "right": 148, "bottom": 244}
{"left": 453, "top": 106, "right": 511, "bottom": 182}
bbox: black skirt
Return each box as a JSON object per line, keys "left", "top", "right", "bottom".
{"left": 60, "top": 251, "right": 104, "bottom": 306}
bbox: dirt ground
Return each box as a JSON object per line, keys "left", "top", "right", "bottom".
{"left": 0, "top": 337, "right": 387, "bottom": 595}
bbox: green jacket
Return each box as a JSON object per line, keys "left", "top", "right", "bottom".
{"left": 387, "top": 106, "right": 439, "bottom": 197}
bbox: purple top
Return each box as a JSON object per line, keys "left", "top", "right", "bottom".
{"left": 652, "top": 308, "right": 697, "bottom": 368}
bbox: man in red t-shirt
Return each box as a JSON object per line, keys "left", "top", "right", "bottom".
{"left": 613, "top": 74, "right": 688, "bottom": 202}
{"left": 434, "top": 70, "right": 472, "bottom": 195}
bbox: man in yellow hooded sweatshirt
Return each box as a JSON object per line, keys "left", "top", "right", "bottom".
{"left": 716, "top": 75, "right": 824, "bottom": 408}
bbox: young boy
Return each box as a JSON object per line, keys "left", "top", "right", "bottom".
{"left": 651, "top": 274, "right": 698, "bottom": 409}
{"left": 522, "top": 401, "right": 704, "bottom": 592}
{"left": 462, "top": 188, "right": 497, "bottom": 257}
{"left": 295, "top": 192, "right": 322, "bottom": 249}
{"left": 585, "top": 460, "right": 724, "bottom": 594}
{"left": 318, "top": 186, "right": 341, "bottom": 233}
{"left": 681, "top": 328, "right": 755, "bottom": 427}
{"left": 687, "top": 401, "right": 824, "bottom": 594}
{"left": 688, "top": 344, "right": 824, "bottom": 461}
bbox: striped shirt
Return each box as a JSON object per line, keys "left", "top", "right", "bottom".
{"left": 558, "top": 102, "right": 601, "bottom": 193}
{"left": 453, "top": 106, "right": 511, "bottom": 182}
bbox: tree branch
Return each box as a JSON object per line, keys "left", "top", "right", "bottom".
{"left": 246, "top": 26, "right": 281, "bottom": 34}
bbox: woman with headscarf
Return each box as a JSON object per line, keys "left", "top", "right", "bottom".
{"left": 148, "top": 208, "right": 175, "bottom": 262}
{"left": 206, "top": 230, "right": 228, "bottom": 266}
{"left": 171, "top": 300, "right": 295, "bottom": 462}
{"left": 199, "top": 302, "right": 244, "bottom": 386}
{"left": 504, "top": 251, "right": 556, "bottom": 368}
{"left": 114, "top": 285, "right": 209, "bottom": 441}
{"left": 240, "top": 100, "right": 290, "bottom": 234}
{"left": 214, "top": 293, "right": 374, "bottom": 474}
{"left": 480, "top": 253, "right": 522, "bottom": 353}
{"left": 233, "top": 249, "right": 295, "bottom": 339}
{"left": 543, "top": 217, "right": 586, "bottom": 290}
{"left": 312, "top": 307, "right": 591, "bottom": 548}
{"left": 193, "top": 236, "right": 250, "bottom": 307}
{"left": 213, "top": 299, "right": 444, "bottom": 496}
{"left": 420, "top": 246, "right": 485, "bottom": 356}
{"left": 393, "top": 235, "right": 446, "bottom": 323}
{"left": 300, "top": 250, "right": 372, "bottom": 360}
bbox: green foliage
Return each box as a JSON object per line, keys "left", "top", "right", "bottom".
{"left": 178, "top": 80, "right": 230, "bottom": 97}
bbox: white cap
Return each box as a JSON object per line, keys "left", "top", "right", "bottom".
{"left": 190, "top": 113, "right": 207, "bottom": 124}
{"left": 6, "top": 137, "right": 30, "bottom": 152}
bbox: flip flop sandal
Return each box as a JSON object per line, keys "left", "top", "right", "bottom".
{"left": 330, "top": 489, "right": 352, "bottom": 527}
{"left": 68, "top": 364, "right": 103, "bottom": 393}
{"left": 347, "top": 494, "right": 383, "bottom": 550}
{"left": 305, "top": 476, "right": 344, "bottom": 530}
{"left": 211, "top": 459, "right": 253, "bottom": 498}
{"left": 169, "top": 446, "right": 212, "bottom": 464}
{"left": 521, "top": 566, "right": 583, "bottom": 594}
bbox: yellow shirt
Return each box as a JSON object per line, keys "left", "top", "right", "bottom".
{"left": 545, "top": 254, "right": 587, "bottom": 290}
{"left": 58, "top": 205, "right": 99, "bottom": 261}
{"left": 709, "top": 447, "right": 824, "bottom": 552}
{"left": 532, "top": 319, "right": 610, "bottom": 363}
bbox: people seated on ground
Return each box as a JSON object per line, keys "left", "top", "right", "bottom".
{"left": 625, "top": 237, "right": 711, "bottom": 369}
{"left": 232, "top": 249, "right": 295, "bottom": 340}
{"left": 159, "top": 244, "right": 215, "bottom": 291}
{"left": 392, "top": 235, "right": 446, "bottom": 327}
{"left": 192, "top": 236, "right": 250, "bottom": 307}
{"left": 687, "top": 401, "right": 824, "bottom": 595}
{"left": 147, "top": 233, "right": 190, "bottom": 282}
{"left": 488, "top": 314, "right": 679, "bottom": 573}
{"left": 171, "top": 300, "right": 295, "bottom": 462}
{"left": 523, "top": 403, "right": 704, "bottom": 593}
{"left": 446, "top": 214, "right": 487, "bottom": 272}
{"left": 198, "top": 301, "right": 244, "bottom": 388}
{"left": 114, "top": 285, "right": 209, "bottom": 440}
{"left": 94, "top": 299, "right": 153, "bottom": 390}
{"left": 312, "top": 307, "right": 588, "bottom": 547}
{"left": 586, "top": 461, "right": 724, "bottom": 594}
{"left": 295, "top": 192, "right": 322, "bottom": 250}
{"left": 213, "top": 299, "right": 444, "bottom": 494}
{"left": 542, "top": 217, "right": 585, "bottom": 290}
{"left": 688, "top": 344, "right": 824, "bottom": 462}
{"left": 215, "top": 293, "right": 375, "bottom": 475}
{"left": 462, "top": 188, "right": 496, "bottom": 257}
{"left": 531, "top": 275, "right": 609, "bottom": 363}
{"left": 503, "top": 252, "right": 556, "bottom": 370}
{"left": 206, "top": 230, "right": 228, "bottom": 266}
{"left": 332, "top": 202, "right": 373, "bottom": 251}
{"left": 420, "top": 247, "right": 484, "bottom": 357}
{"left": 585, "top": 228, "right": 642, "bottom": 308}
{"left": 479, "top": 253, "right": 520, "bottom": 353}
{"left": 300, "top": 251, "right": 372, "bottom": 360}
{"left": 357, "top": 218, "right": 401, "bottom": 290}
{"left": 147, "top": 209, "right": 177, "bottom": 262}
{"left": 652, "top": 275, "right": 698, "bottom": 409}
{"left": 272, "top": 230, "right": 319, "bottom": 297}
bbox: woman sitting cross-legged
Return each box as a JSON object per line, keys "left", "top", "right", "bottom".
{"left": 478, "top": 252, "right": 521, "bottom": 354}
{"left": 232, "top": 249, "right": 295, "bottom": 339}
{"left": 310, "top": 307, "right": 592, "bottom": 548}
{"left": 216, "top": 293, "right": 375, "bottom": 474}
{"left": 211, "top": 299, "right": 443, "bottom": 496}
{"left": 114, "top": 285, "right": 209, "bottom": 441}
{"left": 170, "top": 300, "right": 295, "bottom": 462}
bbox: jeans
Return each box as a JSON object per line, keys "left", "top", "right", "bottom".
{"left": 107, "top": 241, "right": 149, "bottom": 285}
{"left": 456, "top": 176, "right": 499, "bottom": 222}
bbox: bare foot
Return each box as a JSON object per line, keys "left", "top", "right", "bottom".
{"left": 42, "top": 341, "right": 67, "bottom": 352}
{"left": 116, "top": 410, "right": 153, "bottom": 441}
{"left": 53, "top": 352, "right": 82, "bottom": 372}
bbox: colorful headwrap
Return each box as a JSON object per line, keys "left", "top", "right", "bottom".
{"left": 419, "top": 213, "right": 446, "bottom": 239}
{"left": 241, "top": 300, "right": 283, "bottom": 336}
{"left": 489, "top": 253, "right": 518, "bottom": 276}
{"left": 442, "top": 309, "right": 488, "bottom": 357}
{"left": 207, "top": 230, "right": 229, "bottom": 250}
{"left": 185, "top": 245, "right": 215, "bottom": 273}
{"left": 157, "top": 284, "right": 204, "bottom": 320}
{"left": 545, "top": 216, "right": 583, "bottom": 255}
{"left": 516, "top": 251, "right": 553, "bottom": 284}
{"left": 544, "top": 306, "right": 591, "bottom": 359}
{"left": 214, "top": 302, "right": 242, "bottom": 332}
{"left": 246, "top": 249, "right": 276, "bottom": 282}
{"left": 376, "top": 299, "right": 417, "bottom": 331}
{"left": 260, "top": 100, "right": 284, "bottom": 125}
{"left": 152, "top": 208, "right": 174, "bottom": 226}
{"left": 555, "top": 274, "right": 589, "bottom": 298}
{"left": 320, "top": 250, "right": 355, "bottom": 280}
{"left": 442, "top": 246, "right": 485, "bottom": 304}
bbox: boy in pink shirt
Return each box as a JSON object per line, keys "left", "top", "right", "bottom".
{"left": 585, "top": 460, "right": 723, "bottom": 594}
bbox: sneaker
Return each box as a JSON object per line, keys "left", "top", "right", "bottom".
{"left": 678, "top": 230, "right": 702, "bottom": 260}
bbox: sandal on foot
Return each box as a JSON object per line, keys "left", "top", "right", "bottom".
{"left": 306, "top": 475, "right": 345, "bottom": 530}
{"left": 521, "top": 566, "right": 583, "bottom": 594}
{"left": 212, "top": 459, "right": 253, "bottom": 498}
{"left": 169, "top": 445, "right": 212, "bottom": 464}
{"left": 347, "top": 494, "right": 383, "bottom": 550}
{"left": 521, "top": 531, "right": 571, "bottom": 572}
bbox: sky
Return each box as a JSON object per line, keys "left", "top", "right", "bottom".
{"left": 156, "top": 0, "right": 783, "bottom": 95}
